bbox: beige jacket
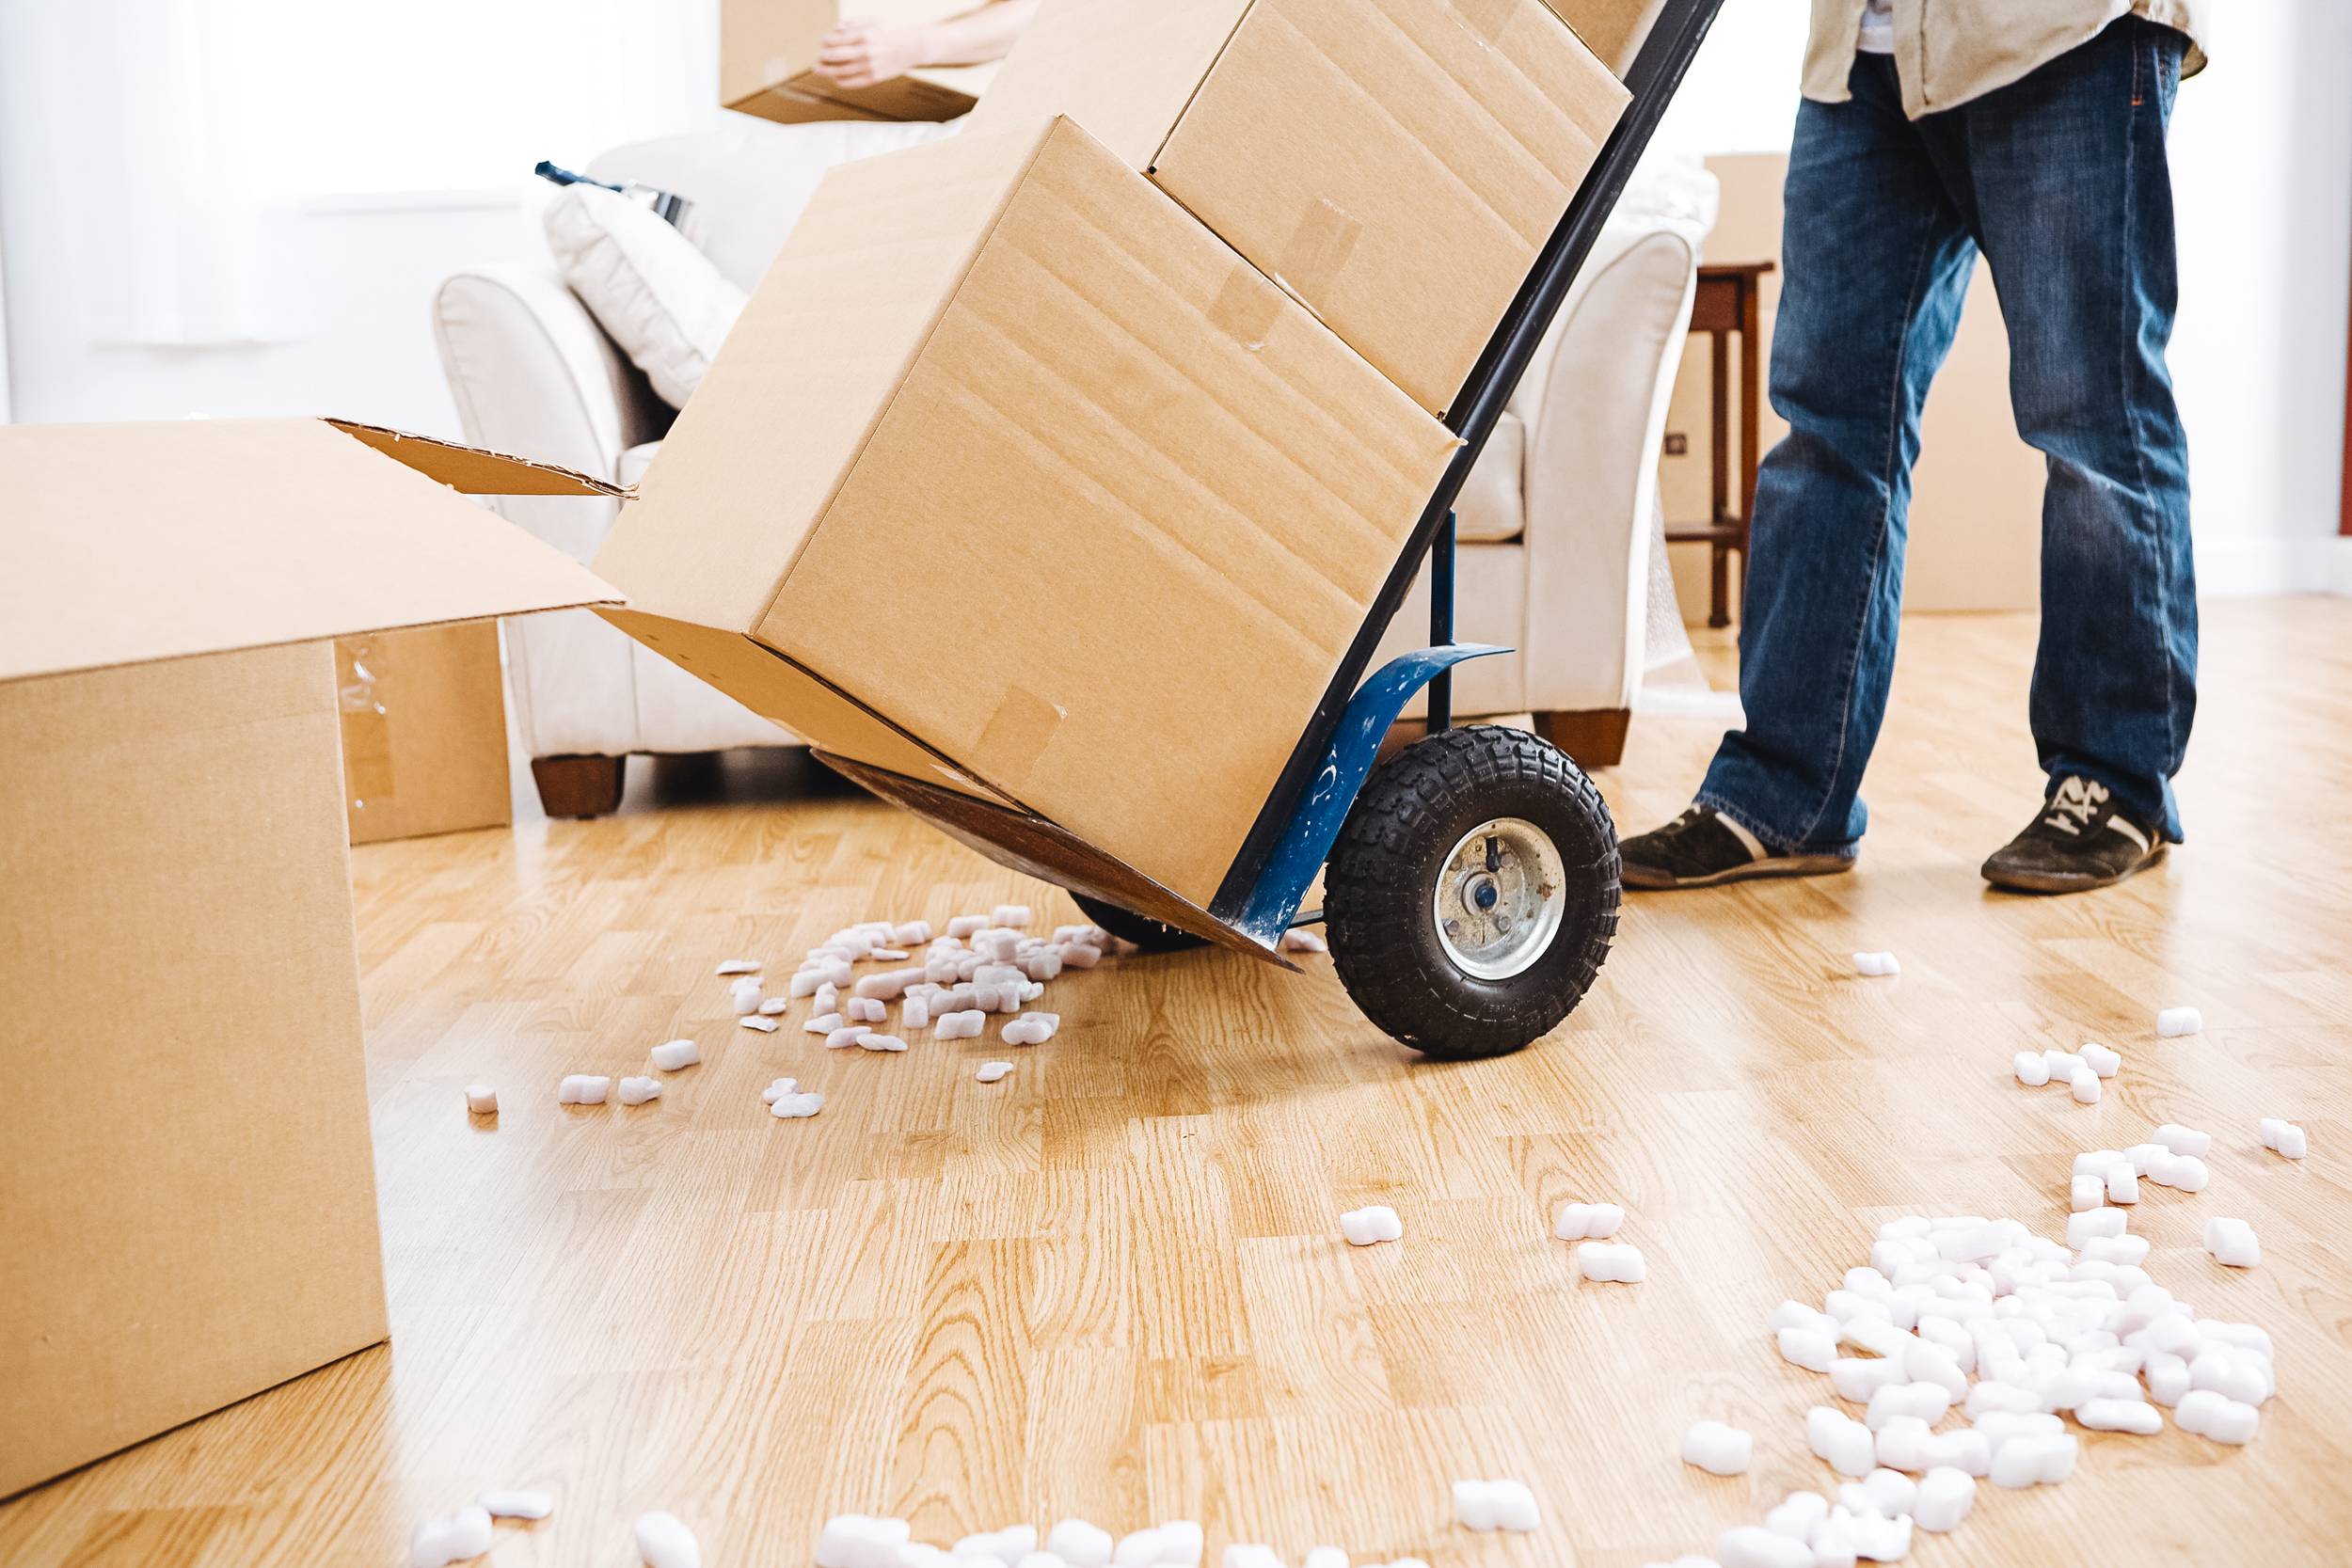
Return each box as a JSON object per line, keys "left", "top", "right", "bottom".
{"left": 1804, "top": 0, "right": 2208, "bottom": 119}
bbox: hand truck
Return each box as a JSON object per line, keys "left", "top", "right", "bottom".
{"left": 824, "top": 0, "right": 1728, "bottom": 1059}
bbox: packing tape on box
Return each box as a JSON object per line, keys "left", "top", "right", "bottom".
{"left": 1271, "top": 198, "right": 1363, "bottom": 307}
{"left": 974, "top": 684, "right": 1064, "bottom": 794}
{"left": 1207, "top": 266, "right": 1287, "bottom": 352}
{"left": 1452, "top": 0, "right": 1521, "bottom": 44}
{"left": 335, "top": 638, "right": 397, "bottom": 821}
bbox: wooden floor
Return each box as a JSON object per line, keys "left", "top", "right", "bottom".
{"left": 6, "top": 601, "right": 2349, "bottom": 1567}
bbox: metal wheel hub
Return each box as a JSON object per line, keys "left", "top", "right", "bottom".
{"left": 1434, "top": 816, "right": 1565, "bottom": 980}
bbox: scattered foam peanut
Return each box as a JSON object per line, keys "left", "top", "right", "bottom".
{"left": 868, "top": 948, "right": 909, "bottom": 963}
{"left": 634, "top": 1513, "right": 700, "bottom": 1568}
{"left": 2155, "top": 1006, "right": 2202, "bottom": 1037}
{"left": 730, "top": 977, "right": 764, "bottom": 1014}
{"left": 2080, "top": 1042, "right": 2122, "bottom": 1078}
{"left": 2203, "top": 1217, "right": 2260, "bottom": 1268}
{"left": 972, "top": 929, "right": 1021, "bottom": 963}
{"left": 1716, "top": 1525, "right": 1813, "bottom": 1568}
{"left": 787, "top": 970, "right": 825, "bottom": 1000}
{"left": 1003, "top": 1011, "right": 1060, "bottom": 1046}
{"left": 903, "top": 995, "right": 930, "bottom": 1031}
{"left": 2153, "top": 1122, "right": 2212, "bottom": 1156}
{"left": 715, "top": 959, "right": 759, "bottom": 975}
{"left": 1281, "top": 927, "right": 1328, "bottom": 953}
{"left": 1852, "top": 951, "right": 1899, "bottom": 976}
{"left": 1988, "top": 1434, "right": 2076, "bottom": 1488}
{"left": 1911, "top": 1467, "right": 1975, "bottom": 1532}
{"left": 1840, "top": 1468, "right": 1915, "bottom": 1518}
{"left": 1681, "top": 1419, "right": 1752, "bottom": 1475}
{"left": 649, "top": 1039, "right": 699, "bottom": 1071}
{"left": 2069, "top": 1067, "right": 2102, "bottom": 1104}
{"left": 854, "top": 970, "right": 922, "bottom": 1002}
{"left": 976, "top": 1061, "right": 1013, "bottom": 1084}
{"left": 557, "top": 1075, "right": 610, "bottom": 1105}
{"left": 1828, "top": 1357, "right": 1906, "bottom": 1403}
{"left": 2076, "top": 1398, "right": 2164, "bottom": 1433}
{"left": 2106, "top": 1160, "right": 2140, "bottom": 1204}
{"left": 760, "top": 1077, "right": 798, "bottom": 1103}
{"left": 859, "top": 1034, "right": 908, "bottom": 1053}
{"left": 409, "top": 1504, "right": 493, "bottom": 1568}
{"left": 1779, "top": 1326, "right": 1839, "bottom": 1372}
{"left": 814, "top": 982, "right": 838, "bottom": 1013}
{"left": 2079, "top": 1233, "right": 2150, "bottom": 1266}
{"left": 1046, "top": 1519, "right": 1113, "bottom": 1568}
{"left": 770, "top": 1092, "right": 823, "bottom": 1118}
{"left": 890, "top": 921, "right": 932, "bottom": 945}
{"left": 818, "top": 1511, "right": 911, "bottom": 1563}
{"left": 618, "top": 1076, "right": 663, "bottom": 1106}
{"left": 477, "top": 1490, "right": 553, "bottom": 1519}
{"left": 1865, "top": 1381, "right": 1950, "bottom": 1431}
{"left": 848, "top": 997, "right": 886, "bottom": 1022}
{"left": 1300, "top": 1550, "right": 1345, "bottom": 1568}
{"left": 825, "top": 1025, "right": 870, "bottom": 1050}
{"left": 1452, "top": 1478, "right": 1539, "bottom": 1532}
{"left": 2013, "top": 1052, "right": 2052, "bottom": 1087}
{"left": 2175, "top": 1387, "right": 2259, "bottom": 1444}
{"left": 1340, "top": 1205, "right": 1403, "bottom": 1246}
{"left": 2066, "top": 1208, "right": 2126, "bottom": 1248}
{"left": 1574, "top": 1242, "right": 1645, "bottom": 1283}
{"left": 2044, "top": 1051, "right": 2087, "bottom": 1078}
{"left": 739, "top": 1015, "right": 780, "bottom": 1033}
{"left": 2145, "top": 1150, "right": 2210, "bottom": 1192}
{"left": 946, "top": 915, "right": 988, "bottom": 940}
{"left": 1059, "top": 942, "right": 1103, "bottom": 969}
{"left": 2069, "top": 1175, "right": 2105, "bottom": 1212}
{"left": 991, "top": 904, "right": 1032, "bottom": 928}
{"left": 935, "top": 1009, "right": 986, "bottom": 1040}
{"left": 465, "top": 1085, "right": 498, "bottom": 1115}
{"left": 2260, "top": 1117, "right": 2308, "bottom": 1159}
{"left": 1806, "top": 1405, "right": 1877, "bottom": 1477}
{"left": 804, "top": 1012, "right": 844, "bottom": 1035}
{"left": 1553, "top": 1201, "right": 1625, "bottom": 1241}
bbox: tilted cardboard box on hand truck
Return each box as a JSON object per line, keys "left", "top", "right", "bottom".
{"left": 598, "top": 0, "right": 1626, "bottom": 937}
{"left": 0, "top": 419, "right": 620, "bottom": 1497}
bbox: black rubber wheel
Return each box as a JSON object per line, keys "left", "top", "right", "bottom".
{"left": 1325, "top": 724, "right": 1619, "bottom": 1058}
{"left": 1070, "top": 892, "right": 1209, "bottom": 954}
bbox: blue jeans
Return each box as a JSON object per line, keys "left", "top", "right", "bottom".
{"left": 1698, "top": 19, "right": 2196, "bottom": 853}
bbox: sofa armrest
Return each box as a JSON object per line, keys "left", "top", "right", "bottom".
{"left": 1513, "top": 222, "right": 1700, "bottom": 714}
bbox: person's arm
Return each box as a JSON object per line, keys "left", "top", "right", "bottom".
{"left": 815, "top": 0, "right": 1041, "bottom": 88}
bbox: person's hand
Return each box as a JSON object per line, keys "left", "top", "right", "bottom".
{"left": 815, "top": 21, "right": 932, "bottom": 88}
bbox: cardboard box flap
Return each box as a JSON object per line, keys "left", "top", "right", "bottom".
{"left": 325, "top": 420, "right": 627, "bottom": 498}
{"left": 966, "top": 0, "right": 1253, "bottom": 166}
{"left": 0, "top": 418, "right": 623, "bottom": 686}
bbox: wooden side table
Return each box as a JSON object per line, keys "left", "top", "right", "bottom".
{"left": 1668, "top": 261, "right": 1772, "bottom": 627}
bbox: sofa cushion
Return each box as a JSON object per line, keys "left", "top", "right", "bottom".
{"left": 617, "top": 440, "right": 663, "bottom": 488}
{"left": 1453, "top": 409, "right": 1525, "bottom": 543}
{"left": 543, "top": 185, "right": 746, "bottom": 409}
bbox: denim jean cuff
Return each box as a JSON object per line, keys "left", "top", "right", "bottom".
{"left": 1692, "top": 790, "right": 1861, "bottom": 861}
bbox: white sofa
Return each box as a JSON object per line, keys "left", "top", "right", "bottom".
{"left": 434, "top": 118, "right": 1706, "bottom": 816}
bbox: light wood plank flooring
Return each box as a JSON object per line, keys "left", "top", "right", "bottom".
{"left": 4, "top": 600, "right": 2347, "bottom": 1567}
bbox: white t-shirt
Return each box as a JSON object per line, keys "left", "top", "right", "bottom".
{"left": 1858, "top": 0, "right": 1894, "bottom": 54}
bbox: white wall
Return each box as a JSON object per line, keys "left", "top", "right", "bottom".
{"left": 1650, "top": 0, "right": 2352, "bottom": 594}
{"left": 0, "top": 0, "right": 723, "bottom": 436}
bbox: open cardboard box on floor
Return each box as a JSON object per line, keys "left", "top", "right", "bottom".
{"left": 593, "top": 115, "right": 1461, "bottom": 924}
{"left": 0, "top": 418, "right": 620, "bottom": 1497}
{"left": 723, "top": 0, "right": 998, "bottom": 124}
{"left": 968, "top": 0, "right": 1627, "bottom": 413}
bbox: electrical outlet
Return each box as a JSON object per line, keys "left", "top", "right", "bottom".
{"left": 1662, "top": 433, "right": 1689, "bottom": 456}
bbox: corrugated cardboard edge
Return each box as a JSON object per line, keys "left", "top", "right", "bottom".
{"left": 1144, "top": 0, "right": 1260, "bottom": 175}
{"left": 326, "top": 420, "right": 630, "bottom": 499}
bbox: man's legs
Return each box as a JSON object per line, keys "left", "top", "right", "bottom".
{"left": 1950, "top": 19, "right": 2196, "bottom": 849}
{"left": 1691, "top": 59, "right": 1979, "bottom": 858}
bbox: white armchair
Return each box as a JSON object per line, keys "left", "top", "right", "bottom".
{"left": 435, "top": 120, "right": 1705, "bottom": 816}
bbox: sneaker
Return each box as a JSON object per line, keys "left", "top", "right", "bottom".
{"left": 1980, "top": 775, "right": 2166, "bottom": 894}
{"left": 1620, "top": 804, "right": 1857, "bottom": 890}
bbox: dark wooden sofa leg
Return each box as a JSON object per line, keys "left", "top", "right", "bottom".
{"left": 1532, "top": 708, "right": 1631, "bottom": 768}
{"left": 531, "top": 754, "right": 627, "bottom": 818}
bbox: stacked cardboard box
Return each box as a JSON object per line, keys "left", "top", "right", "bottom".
{"left": 723, "top": 0, "right": 999, "bottom": 124}
{"left": 0, "top": 418, "right": 619, "bottom": 1497}
{"left": 602, "top": 0, "right": 1627, "bottom": 919}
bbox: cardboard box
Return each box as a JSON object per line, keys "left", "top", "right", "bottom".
{"left": 338, "top": 620, "right": 513, "bottom": 845}
{"left": 594, "top": 118, "right": 1457, "bottom": 909}
{"left": 968, "top": 0, "right": 1628, "bottom": 413}
{"left": 723, "top": 0, "right": 998, "bottom": 123}
{"left": 1545, "top": 0, "right": 1666, "bottom": 75}
{"left": 0, "top": 417, "right": 618, "bottom": 1497}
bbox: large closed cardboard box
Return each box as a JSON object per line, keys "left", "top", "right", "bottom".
{"left": 337, "top": 620, "right": 513, "bottom": 845}
{"left": 723, "top": 0, "right": 997, "bottom": 123}
{"left": 594, "top": 118, "right": 1457, "bottom": 910}
{"left": 0, "top": 419, "right": 619, "bottom": 1497}
{"left": 969, "top": 0, "right": 1628, "bottom": 413}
